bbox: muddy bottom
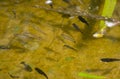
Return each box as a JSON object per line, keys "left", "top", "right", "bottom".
{"left": 0, "top": 0, "right": 120, "bottom": 79}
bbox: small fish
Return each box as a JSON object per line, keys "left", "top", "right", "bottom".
{"left": 20, "top": 61, "right": 33, "bottom": 72}
{"left": 78, "top": 16, "right": 89, "bottom": 26}
{"left": 12, "top": 10, "right": 16, "bottom": 18}
{"left": 0, "top": 45, "right": 10, "bottom": 49}
{"left": 62, "top": 14, "right": 71, "bottom": 18}
{"left": 35, "top": 67, "right": 48, "bottom": 79}
{"left": 100, "top": 58, "right": 120, "bottom": 62}
{"left": 61, "top": 34, "right": 76, "bottom": 43}
{"left": 101, "top": 67, "right": 115, "bottom": 75}
{"left": 85, "top": 69, "right": 104, "bottom": 73}
{"left": 63, "top": 0, "right": 71, "bottom": 4}
{"left": 44, "top": 47, "right": 58, "bottom": 53}
{"left": 72, "top": 23, "right": 83, "bottom": 33}
{"left": 64, "top": 44, "right": 77, "bottom": 51}
{"left": 8, "top": 73, "right": 19, "bottom": 78}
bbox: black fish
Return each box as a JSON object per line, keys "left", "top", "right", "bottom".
{"left": 35, "top": 67, "right": 48, "bottom": 79}
{"left": 20, "top": 61, "right": 33, "bottom": 72}
{"left": 78, "top": 16, "right": 89, "bottom": 26}
{"left": 100, "top": 58, "right": 120, "bottom": 62}
{"left": 8, "top": 73, "right": 19, "bottom": 78}
{"left": 72, "top": 23, "right": 83, "bottom": 33}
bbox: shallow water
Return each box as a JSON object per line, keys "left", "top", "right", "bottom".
{"left": 0, "top": 0, "right": 120, "bottom": 79}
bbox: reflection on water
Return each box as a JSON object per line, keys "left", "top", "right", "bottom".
{"left": 0, "top": 0, "right": 120, "bottom": 79}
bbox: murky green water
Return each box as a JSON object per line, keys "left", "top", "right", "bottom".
{"left": 0, "top": 0, "right": 120, "bottom": 79}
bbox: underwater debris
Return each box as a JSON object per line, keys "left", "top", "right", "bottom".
{"left": 105, "top": 19, "right": 120, "bottom": 28}
{"left": 33, "top": 4, "right": 120, "bottom": 22}
{"left": 35, "top": 67, "right": 48, "bottom": 79}
{"left": 78, "top": 16, "right": 89, "bottom": 26}
{"left": 32, "top": 4, "right": 120, "bottom": 36}
{"left": 33, "top": 3, "right": 120, "bottom": 39}
{"left": 100, "top": 58, "right": 120, "bottom": 62}
{"left": 45, "top": 0, "right": 53, "bottom": 8}
{"left": 32, "top": 5, "right": 103, "bottom": 20}
{"left": 8, "top": 73, "right": 19, "bottom": 78}
{"left": 63, "top": 44, "right": 77, "bottom": 51}
{"left": 93, "top": 32, "right": 104, "bottom": 38}
{"left": 72, "top": 23, "right": 83, "bottom": 33}
{"left": 93, "top": 27, "right": 108, "bottom": 38}
{"left": 20, "top": 61, "right": 33, "bottom": 72}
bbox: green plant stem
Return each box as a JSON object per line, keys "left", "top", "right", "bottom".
{"left": 100, "top": 0, "right": 117, "bottom": 30}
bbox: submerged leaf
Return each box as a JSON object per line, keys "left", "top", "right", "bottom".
{"left": 65, "top": 57, "right": 74, "bottom": 61}
{"left": 78, "top": 72, "right": 106, "bottom": 79}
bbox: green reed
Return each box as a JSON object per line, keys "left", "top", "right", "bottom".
{"left": 100, "top": 0, "right": 117, "bottom": 30}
